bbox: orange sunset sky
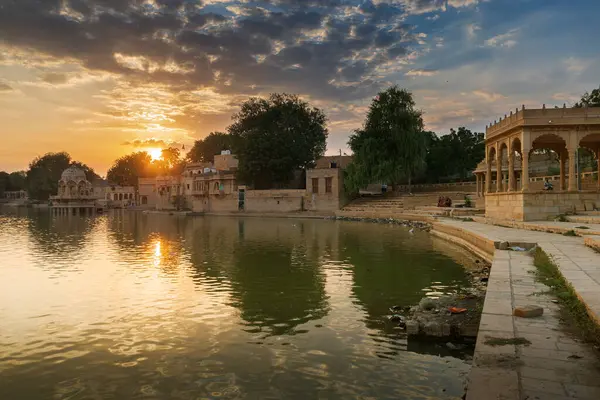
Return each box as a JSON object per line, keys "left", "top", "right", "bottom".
{"left": 1, "top": 0, "right": 598, "bottom": 175}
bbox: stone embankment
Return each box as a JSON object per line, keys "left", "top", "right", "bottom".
{"left": 331, "top": 206, "right": 600, "bottom": 399}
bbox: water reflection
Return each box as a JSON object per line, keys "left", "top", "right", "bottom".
{"left": 0, "top": 209, "right": 474, "bottom": 399}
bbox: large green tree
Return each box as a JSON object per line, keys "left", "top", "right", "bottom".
{"left": 345, "top": 86, "right": 426, "bottom": 193}
{"left": 107, "top": 152, "right": 155, "bottom": 187}
{"left": 0, "top": 171, "right": 27, "bottom": 196}
{"left": 228, "top": 93, "right": 328, "bottom": 189}
{"left": 574, "top": 86, "right": 600, "bottom": 108}
{"left": 187, "top": 132, "right": 234, "bottom": 163}
{"left": 424, "top": 127, "right": 484, "bottom": 182}
{"left": 26, "top": 152, "right": 99, "bottom": 200}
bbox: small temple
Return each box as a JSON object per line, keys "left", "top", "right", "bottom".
{"left": 50, "top": 166, "right": 98, "bottom": 216}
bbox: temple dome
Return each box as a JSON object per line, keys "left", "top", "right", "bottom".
{"left": 60, "top": 166, "right": 87, "bottom": 183}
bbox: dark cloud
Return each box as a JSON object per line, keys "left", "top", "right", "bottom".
{"left": 0, "top": 82, "right": 14, "bottom": 92}
{"left": 0, "top": 0, "right": 418, "bottom": 102}
{"left": 122, "top": 138, "right": 183, "bottom": 148}
{"left": 40, "top": 72, "right": 69, "bottom": 85}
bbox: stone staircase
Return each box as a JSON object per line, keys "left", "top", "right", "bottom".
{"left": 338, "top": 192, "right": 484, "bottom": 219}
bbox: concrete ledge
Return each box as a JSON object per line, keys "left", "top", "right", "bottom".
{"left": 584, "top": 235, "right": 600, "bottom": 252}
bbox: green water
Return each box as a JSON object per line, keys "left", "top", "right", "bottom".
{"left": 0, "top": 208, "right": 476, "bottom": 399}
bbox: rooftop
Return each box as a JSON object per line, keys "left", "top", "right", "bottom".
{"left": 486, "top": 106, "right": 600, "bottom": 140}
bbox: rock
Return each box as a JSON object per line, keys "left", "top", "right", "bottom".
{"left": 442, "top": 323, "right": 452, "bottom": 337}
{"left": 480, "top": 277, "right": 489, "bottom": 283}
{"left": 513, "top": 305, "right": 544, "bottom": 318}
{"left": 406, "top": 320, "right": 420, "bottom": 335}
{"left": 419, "top": 297, "right": 437, "bottom": 311}
{"left": 389, "top": 305, "right": 403, "bottom": 312}
{"left": 424, "top": 321, "right": 443, "bottom": 337}
{"left": 388, "top": 314, "right": 404, "bottom": 322}
{"left": 498, "top": 241, "right": 509, "bottom": 250}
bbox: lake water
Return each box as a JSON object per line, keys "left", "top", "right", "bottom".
{"left": 0, "top": 208, "right": 477, "bottom": 399}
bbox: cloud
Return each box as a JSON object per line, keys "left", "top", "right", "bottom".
{"left": 121, "top": 138, "right": 183, "bottom": 148}
{"left": 484, "top": 28, "right": 519, "bottom": 48}
{"left": 406, "top": 69, "right": 439, "bottom": 77}
{"left": 396, "top": 0, "right": 481, "bottom": 14}
{"left": 563, "top": 57, "right": 591, "bottom": 74}
{"left": 0, "top": 82, "right": 13, "bottom": 92}
{"left": 466, "top": 23, "right": 480, "bottom": 39}
{"left": 472, "top": 90, "right": 506, "bottom": 102}
{"left": 40, "top": 72, "right": 69, "bottom": 85}
{"left": 0, "top": 0, "right": 423, "bottom": 103}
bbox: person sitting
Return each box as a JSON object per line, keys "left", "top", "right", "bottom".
{"left": 544, "top": 179, "right": 554, "bottom": 191}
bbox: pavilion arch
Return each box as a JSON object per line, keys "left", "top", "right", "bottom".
{"left": 487, "top": 145, "right": 497, "bottom": 163}
{"left": 530, "top": 133, "right": 567, "bottom": 190}
{"left": 511, "top": 137, "right": 522, "bottom": 156}
{"left": 531, "top": 133, "right": 567, "bottom": 155}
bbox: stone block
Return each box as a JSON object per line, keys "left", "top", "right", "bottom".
{"left": 585, "top": 201, "right": 595, "bottom": 211}
{"left": 513, "top": 305, "right": 544, "bottom": 318}
{"left": 441, "top": 323, "right": 452, "bottom": 337}
{"left": 406, "top": 320, "right": 419, "bottom": 335}
{"left": 424, "top": 321, "right": 443, "bottom": 337}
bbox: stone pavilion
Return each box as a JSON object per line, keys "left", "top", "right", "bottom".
{"left": 481, "top": 105, "right": 600, "bottom": 221}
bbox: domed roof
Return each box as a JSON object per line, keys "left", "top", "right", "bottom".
{"left": 60, "top": 166, "right": 87, "bottom": 182}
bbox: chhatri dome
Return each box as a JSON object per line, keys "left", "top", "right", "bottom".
{"left": 60, "top": 166, "right": 88, "bottom": 183}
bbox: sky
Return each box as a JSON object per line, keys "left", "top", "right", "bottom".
{"left": 1, "top": 0, "right": 599, "bottom": 175}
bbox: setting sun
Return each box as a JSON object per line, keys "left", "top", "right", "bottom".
{"left": 148, "top": 148, "right": 163, "bottom": 161}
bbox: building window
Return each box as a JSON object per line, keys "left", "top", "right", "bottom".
{"left": 142, "top": 196, "right": 148, "bottom": 205}
{"left": 114, "top": 193, "right": 118, "bottom": 201}
{"left": 325, "top": 177, "right": 332, "bottom": 193}
{"left": 312, "top": 178, "right": 319, "bottom": 194}
{"left": 187, "top": 184, "right": 190, "bottom": 190}
{"left": 119, "top": 193, "right": 123, "bottom": 200}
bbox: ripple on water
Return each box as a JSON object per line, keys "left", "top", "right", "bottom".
{"left": 0, "top": 211, "right": 475, "bottom": 399}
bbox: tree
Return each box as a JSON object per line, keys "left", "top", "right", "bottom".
{"left": 107, "top": 152, "right": 155, "bottom": 187}
{"left": 345, "top": 86, "right": 426, "bottom": 193}
{"left": 574, "top": 86, "right": 600, "bottom": 108}
{"left": 228, "top": 93, "right": 327, "bottom": 189}
{"left": 155, "top": 147, "right": 183, "bottom": 175}
{"left": 26, "top": 152, "right": 99, "bottom": 200}
{"left": 423, "top": 127, "right": 484, "bottom": 183}
{"left": 8, "top": 171, "right": 27, "bottom": 191}
{"left": 187, "top": 132, "right": 234, "bottom": 163}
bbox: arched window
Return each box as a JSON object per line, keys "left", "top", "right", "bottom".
{"left": 114, "top": 193, "right": 118, "bottom": 201}
{"left": 119, "top": 193, "right": 123, "bottom": 200}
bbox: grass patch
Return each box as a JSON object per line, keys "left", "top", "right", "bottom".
{"left": 553, "top": 214, "right": 569, "bottom": 222}
{"left": 576, "top": 226, "right": 590, "bottom": 230}
{"left": 484, "top": 337, "right": 531, "bottom": 346}
{"left": 533, "top": 248, "right": 600, "bottom": 346}
{"left": 563, "top": 230, "right": 578, "bottom": 237}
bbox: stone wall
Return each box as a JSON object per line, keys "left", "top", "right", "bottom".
{"left": 245, "top": 189, "right": 306, "bottom": 212}
{"left": 305, "top": 168, "right": 346, "bottom": 211}
{"left": 486, "top": 191, "right": 600, "bottom": 221}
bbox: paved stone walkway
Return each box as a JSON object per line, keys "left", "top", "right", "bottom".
{"left": 434, "top": 220, "right": 600, "bottom": 399}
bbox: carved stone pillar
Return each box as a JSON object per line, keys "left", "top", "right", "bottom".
{"left": 568, "top": 149, "right": 577, "bottom": 191}
{"left": 496, "top": 154, "right": 503, "bottom": 192}
{"left": 522, "top": 150, "right": 530, "bottom": 192}
{"left": 486, "top": 161, "right": 492, "bottom": 194}
{"left": 508, "top": 151, "right": 515, "bottom": 191}
{"left": 597, "top": 149, "right": 600, "bottom": 190}
{"left": 559, "top": 151, "right": 566, "bottom": 191}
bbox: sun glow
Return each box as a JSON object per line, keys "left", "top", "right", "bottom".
{"left": 148, "top": 148, "right": 163, "bottom": 161}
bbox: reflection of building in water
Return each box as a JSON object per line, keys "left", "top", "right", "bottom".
{"left": 137, "top": 152, "right": 352, "bottom": 213}
{"left": 50, "top": 166, "right": 97, "bottom": 216}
